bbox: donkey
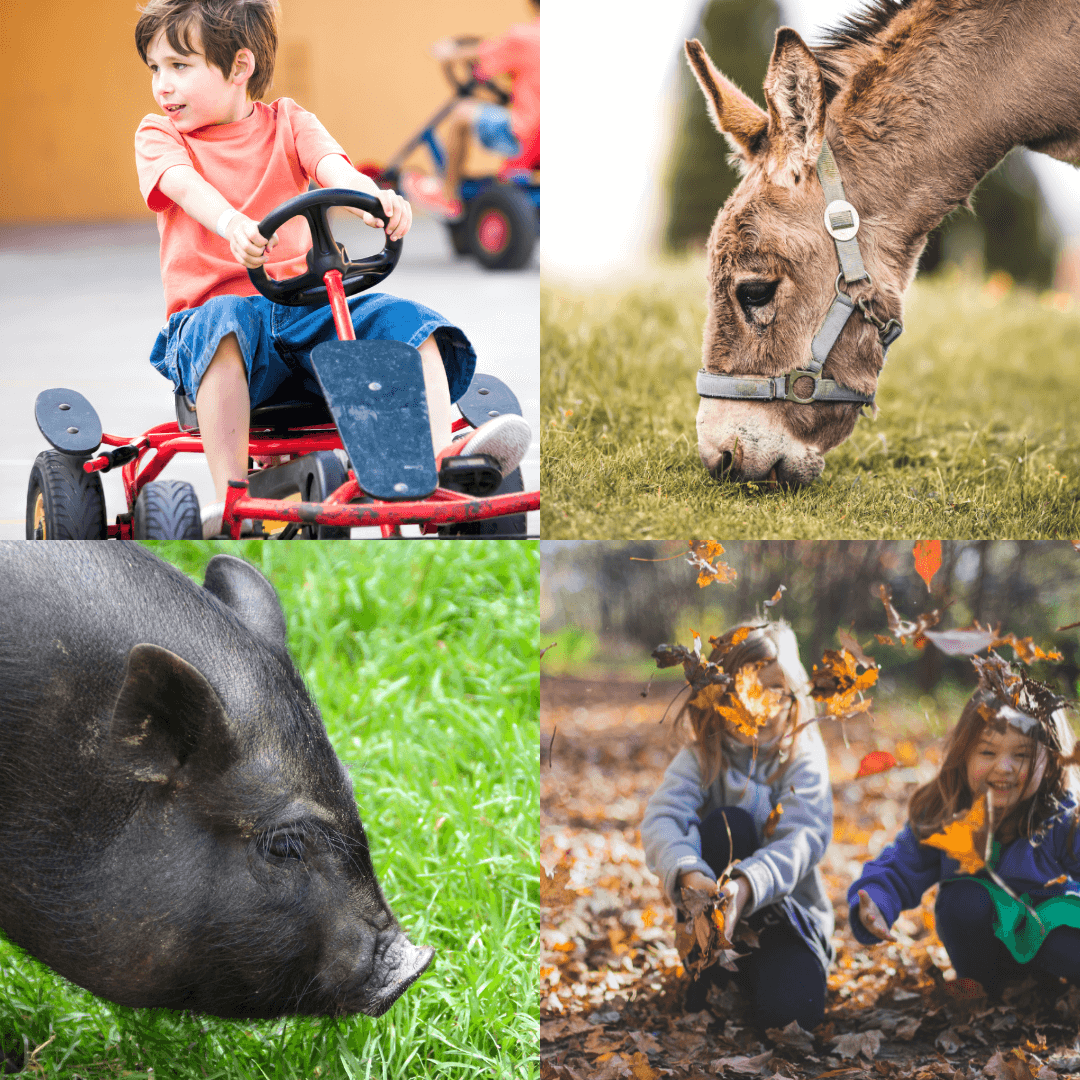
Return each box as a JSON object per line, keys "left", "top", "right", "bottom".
{"left": 686, "top": 0, "right": 1080, "bottom": 484}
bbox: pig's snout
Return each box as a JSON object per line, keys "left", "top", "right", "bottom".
{"left": 358, "top": 935, "right": 435, "bottom": 1017}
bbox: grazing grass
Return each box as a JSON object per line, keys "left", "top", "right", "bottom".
{"left": 542, "top": 261, "right": 1080, "bottom": 538}
{"left": 0, "top": 541, "right": 539, "bottom": 1079}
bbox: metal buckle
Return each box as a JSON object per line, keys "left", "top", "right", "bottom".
{"left": 824, "top": 199, "right": 860, "bottom": 242}
{"left": 785, "top": 371, "right": 819, "bottom": 404}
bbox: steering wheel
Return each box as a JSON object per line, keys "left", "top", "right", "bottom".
{"left": 247, "top": 188, "right": 402, "bottom": 307}
{"left": 442, "top": 35, "right": 511, "bottom": 106}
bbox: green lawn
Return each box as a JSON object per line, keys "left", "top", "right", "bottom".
{"left": 0, "top": 541, "right": 539, "bottom": 1079}
{"left": 542, "top": 262, "right": 1080, "bottom": 539}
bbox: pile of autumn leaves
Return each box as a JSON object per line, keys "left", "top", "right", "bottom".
{"left": 647, "top": 540, "right": 1069, "bottom": 979}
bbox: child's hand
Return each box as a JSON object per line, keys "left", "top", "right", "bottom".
{"left": 226, "top": 215, "right": 279, "bottom": 269}
{"left": 678, "top": 870, "right": 718, "bottom": 898}
{"left": 856, "top": 889, "right": 897, "bottom": 942}
{"left": 350, "top": 189, "right": 412, "bottom": 242}
{"left": 718, "top": 875, "right": 752, "bottom": 938}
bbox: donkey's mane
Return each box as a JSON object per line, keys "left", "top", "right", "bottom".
{"left": 813, "top": 0, "right": 920, "bottom": 101}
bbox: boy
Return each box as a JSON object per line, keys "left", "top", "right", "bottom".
{"left": 406, "top": 0, "right": 540, "bottom": 220}
{"left": 134, "top": 0, "right": 531, "bottom": 536}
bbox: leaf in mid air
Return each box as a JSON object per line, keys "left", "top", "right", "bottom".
{"left": 921, "top": 794, "right": 987, "bottom": 875}
{"left": 763, "top": 802, "right": 784, "bottom": 839}
{"left": 876, "top": 583, "right": 944, "bottom": 648}
{"left": 914, "top": 539, "right": 943, "bottom": 592}
{"left": 810, "top": 648, "right": 879, "bottom": 718}
{"left": 714, "top": 664, "right": 783, "bottom": 739}
{"left": 687, "top": 540, "right": 737, "bottom": 588}
{"left": 763, "top": 584, "right": 786, "bottom": 608}
{"left": 855, "top": 750, "right": 898, "bottom": 778}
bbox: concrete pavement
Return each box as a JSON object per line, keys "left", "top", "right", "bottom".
{"left": 0, "top": 212, "right": 537, "bottom": 539}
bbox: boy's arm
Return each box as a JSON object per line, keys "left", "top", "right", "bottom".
{"left": 314, "top": 154, "right": 411, "bottom": 241}
{"left": 156, "top": 163, "right": 279, "bottom": 270}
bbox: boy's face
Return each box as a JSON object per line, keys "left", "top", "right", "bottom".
{"left": 145, "top": 27, "right": 246, "bottom": 132}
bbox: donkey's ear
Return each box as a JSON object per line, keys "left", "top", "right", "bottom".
{"left": 685, "top": 39, "right": 769, "bottom": 164}
{"left": 763, "top": 28, "right": 826, "bottom": 181}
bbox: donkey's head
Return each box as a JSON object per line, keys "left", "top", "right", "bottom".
{"left": 687, "top": 29, "right": 904, "bottom": 485}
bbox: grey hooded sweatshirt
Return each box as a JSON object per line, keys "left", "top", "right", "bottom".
{"left": 641, "top": 723, "right": 835, "bottom": 966}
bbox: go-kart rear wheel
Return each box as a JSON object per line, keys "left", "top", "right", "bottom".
{"left": 466, "top": 185, "right": 537, "bottom": 270}
{"left": 26, "top": 450, "right": 107, "bottom": 539}
{"left": 439, "top": 467, "right": 527, "bottom": 538}
{"left": 133, "top": 480, "right": 202, "bottom": 540}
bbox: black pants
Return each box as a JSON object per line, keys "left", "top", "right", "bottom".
{"left": 687, "top": 806, "right": 826, "bottom": 1030}
{"left": 936, "top": 878, "right": 1080, "bottom": 997}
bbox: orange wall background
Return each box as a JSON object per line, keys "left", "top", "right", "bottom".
{"left": 0, "top": 0, "right": 530, "bottom": 222}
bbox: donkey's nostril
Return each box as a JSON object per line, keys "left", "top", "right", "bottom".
{"left": 719, "top": 451, "right": 734, "bottom": 475}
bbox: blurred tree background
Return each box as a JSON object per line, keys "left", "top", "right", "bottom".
{"left": 665, "top": 0, "right": 1061, "bottom": 288}
{"left": 540, "top": 541, "right": 1080, "bottom": 706}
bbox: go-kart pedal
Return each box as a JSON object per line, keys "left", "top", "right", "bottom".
{"left": 310, "top": 338, "right": 437, "bottom": 501}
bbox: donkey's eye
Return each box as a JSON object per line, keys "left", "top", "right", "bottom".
{"left": 736, "top": 281, "right": 779, "bottom": 308}
{"left": 262, "top": 832, "right": 306, "bottom": 860}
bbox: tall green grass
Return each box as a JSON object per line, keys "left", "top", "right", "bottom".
{"left": 0, "top": 541, "right": 538, "bottom": 1079}
{"left": 542, "top": 262, "right": 1080, "bottom": 539}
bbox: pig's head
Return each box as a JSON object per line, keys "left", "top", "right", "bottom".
{"left": 70, "top": 556, "right": 432, "bottom": 1019}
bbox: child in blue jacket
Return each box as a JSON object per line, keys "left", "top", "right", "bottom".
{"left": 849, "top": 655, "right": 1080, "bottom": 998}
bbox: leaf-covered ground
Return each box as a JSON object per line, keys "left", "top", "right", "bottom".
{"left": 540, "top": 676, "right": 1080, "bottom": 1080}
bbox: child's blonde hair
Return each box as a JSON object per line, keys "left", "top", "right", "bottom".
{"left": 908, "top": 654, "right": 1079, "bottom": 842}
{"left": 680, "top": 619, "right": 813, "bottom": 787}
{"left": 135, "top": 0, "right": 280, "bottom": 102}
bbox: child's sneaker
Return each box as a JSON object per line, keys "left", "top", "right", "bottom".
{"left": 401, "top": 171, "right": 464, "bottom": 221}
{"left": 436, "top": 414, "right": 531, "bottom": 478}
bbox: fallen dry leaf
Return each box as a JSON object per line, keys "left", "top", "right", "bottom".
{"left": 830, "top": 1030, "right": 883, "bottom": 1060}
{"left": 708, "top": 1050, "right": 774, "bottom": 1075}
{"left": 766, "top": 1019, "right": 815, "bottom": 1053}
{"left": 983, "top": 1049, "right": 1036, "bottom": 1080}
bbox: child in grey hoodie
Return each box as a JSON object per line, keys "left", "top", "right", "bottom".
{"left": 642, "top": 620, "right": 833, "bottom": 1029}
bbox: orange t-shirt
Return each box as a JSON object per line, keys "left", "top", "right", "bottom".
{"left": 474, "top": 18, "right": 540, "bottom": 146}
{"left": 135, "top": 98, "right": 350, "bottom": 317}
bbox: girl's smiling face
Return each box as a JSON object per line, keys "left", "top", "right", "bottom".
{"left": 145, "top": 27, "right": 253, "bottom": 132}
{"left": 966, "top": 725, "right": 1035, "bottom": 816}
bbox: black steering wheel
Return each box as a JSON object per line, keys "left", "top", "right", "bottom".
{"left": 247, "top": 188, "right": 402, "bottom": 307}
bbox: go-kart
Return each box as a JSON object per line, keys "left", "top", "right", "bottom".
{"left": 26, "top": 188, "right": 539, "bottom": 540}
{"left": 362, "top": 38, "right": 539, "bottom": 271}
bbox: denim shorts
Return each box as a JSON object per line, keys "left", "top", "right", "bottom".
{"left": 474, "top": 105, "right": 521, "bottom": 158}
{"left": 148, "top": 291, "right": 476, "bottom": 406}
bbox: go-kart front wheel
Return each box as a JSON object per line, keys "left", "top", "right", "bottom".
{"left": 26, "top": 450, "right": 107, "bottom": 539}
{"left": 467, "top": 185, "right": 537, "bottom": 270}
{"left": 133, "top": 480, "right": 202, "bottom": 540}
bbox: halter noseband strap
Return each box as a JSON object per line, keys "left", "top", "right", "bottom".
{"left": 697, "top": 138, "right": 903, "bottom": 408}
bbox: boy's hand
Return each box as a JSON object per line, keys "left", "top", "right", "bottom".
{"left": 856, "top": 888, "right": 896, "bottom": 942}
{"left": 226, "top": 215, "right": 279, "bottom": 269}
{"left": 350, "top": 189, "right": 411, "bottom": 242}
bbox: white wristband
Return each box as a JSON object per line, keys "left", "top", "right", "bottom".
{"left": 215, "top": 208, "right": 240, "bottom": 239}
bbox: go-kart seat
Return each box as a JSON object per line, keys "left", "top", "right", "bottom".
{"left": 175, "top": 386, "right": 333, "bottom": 434}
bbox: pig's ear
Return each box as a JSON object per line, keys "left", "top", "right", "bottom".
{"left": 202, "top": 555, "right": 288, "bottom": 650}
{"left": 111, "top": 644, "right": 235, "bottom": 784}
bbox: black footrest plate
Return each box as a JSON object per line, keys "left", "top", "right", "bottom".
{"left": 311, "top": 339, "right": 437, "bottom": 501}
{"left": 438, "top": 454, "right": 502, "bottom": 496}
{"left": 456, "top": 373, "right": 522, "bottom": 429}
{"left": 35, "top": 388, "right": 102, "bottom": 456}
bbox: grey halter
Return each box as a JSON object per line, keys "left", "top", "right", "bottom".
{"left": 696, "top": 139, "right": 902, "bottom": 408}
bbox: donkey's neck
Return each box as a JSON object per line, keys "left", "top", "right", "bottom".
{"left": 825, "top": 0, "right": 1080, "bottom": 282}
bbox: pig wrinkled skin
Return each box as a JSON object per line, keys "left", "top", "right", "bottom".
{"left": 0, "top": 542, "right": 432, "bottom": 1019}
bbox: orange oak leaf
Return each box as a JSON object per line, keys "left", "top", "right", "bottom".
{"left": 921, "top": 795, "right": 987, "bottom": 875}
{"left": 763, "top": 802, "right": 784, "bottom": 839}
{"left": 914, "top": 539, "right": 943, "bottom": 593}
{"left": 715, "top": 664, "right": 784, "bottom": 739}
{"left": 855, "top": 751, "right": 898, "bottom": 778}
{"left": 688, "top": 540, "right": 737, "bottom": 588}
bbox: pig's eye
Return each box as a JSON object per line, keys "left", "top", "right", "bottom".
{"left": 263, "top": 832, "right": 305, "bottom": 860}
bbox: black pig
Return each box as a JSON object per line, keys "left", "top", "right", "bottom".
{"left": 0, "top": 542, "right": 432, "bottom": 1019}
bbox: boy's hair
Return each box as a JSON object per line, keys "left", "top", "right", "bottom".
{"left": 908, "top": 654, "right": 1079, "bottom": 841}
{"left": 135, "top": 0, "right": 279, "bottom": 101}
{"left": 680, "top": 619, "right": 814, "bottom": 787}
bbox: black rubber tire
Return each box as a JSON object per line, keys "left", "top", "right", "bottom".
{"left": 132, "top": 480, "right": 202, "bottom": 540}
{"left": 304, "top": 451, "right": 351, "bottom": 539}
{"left": 466, "top": 185, "right": 537, "bottom": 270}
{"left": 446, "top": 219, "right": 472, "bottom": 257}
{"left": 26, "top": 450, "right": 107, "bottom": 539}
{"left": 439, "top": 467, "right": 527, "bottom": 537}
